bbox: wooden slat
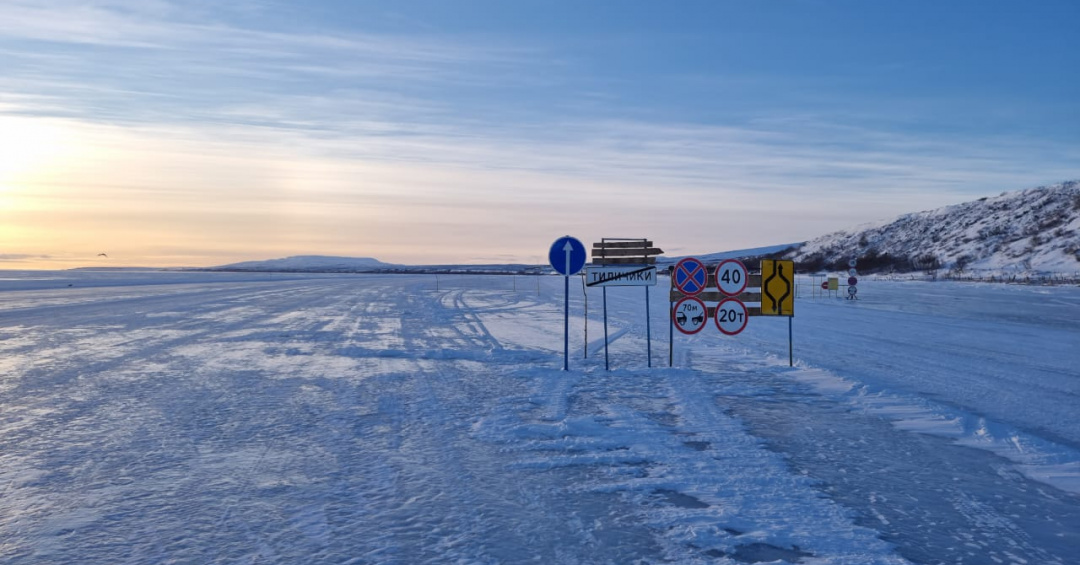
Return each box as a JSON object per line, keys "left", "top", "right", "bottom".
{"left": 592, "top": 241, "right": 652, "bottom": 249}
{"left": 671, "top": 291, "right": 761, "bottom": 302}
{"left": 592, "top": 257, "right": 657, "bottom": 265}
{"left": 716, "top": 274, "right": 761, "bottom": 287}
{"left": 590, "top": 247, "right": 664, "bottom": 258}
{"left": 699, "top": 274, "right": 761, "bottom": 287}
{"left": 666, "top": 274, "right": 763, "bottom": 288}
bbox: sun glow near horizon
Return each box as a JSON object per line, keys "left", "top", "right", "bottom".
{"left": 0, "top": 116, "right": 617, "bottom": 269}
{"left": 1, "top": 110, "right": 1077, "bottom": 271}
{"left": 1, "top": 1, "right": 1077, "bottom": 270}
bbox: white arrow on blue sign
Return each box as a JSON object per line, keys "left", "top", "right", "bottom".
{"left": 550, "top": 235, "right": 586, "bottom": 371}
{"left": 549, "top": 236, "right": 586, "bottom": 276}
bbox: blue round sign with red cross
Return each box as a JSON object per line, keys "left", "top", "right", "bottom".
{"left": 673, "top": 257, "right": 708, "bottom": 296}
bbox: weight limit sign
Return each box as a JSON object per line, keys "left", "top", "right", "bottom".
{"left": 714, "top": 298, "right": 748, "bottom": 336}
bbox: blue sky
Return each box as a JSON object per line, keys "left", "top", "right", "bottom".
{"left": 1, "top": 0, "right": 1077, "bottom": 267}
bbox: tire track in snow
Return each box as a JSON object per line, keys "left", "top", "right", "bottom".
{"left": 323, "top": 286, "right": 529, "bottom": 562}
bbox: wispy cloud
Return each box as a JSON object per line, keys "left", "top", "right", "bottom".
{"left": 0, "top": 254, "right": 51, "bottom": 262}
{"left": 1, "top": 2, "right": 1077, "bottom": 266}
{"left": 6, "top": 110, "right": 1075, "bottom": 266}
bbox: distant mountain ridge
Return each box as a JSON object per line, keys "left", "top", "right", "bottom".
{"left": 209, "top": 255, "right": 538, "bottom": 274}
{"left": 784, "top": 180, "right": 1080, "bottom": 274}
{"left": 212, "top": 255, "right": 393, "bottom": 272}
{"left": 206, "top": 181, "right": 1080, "bottom": 276}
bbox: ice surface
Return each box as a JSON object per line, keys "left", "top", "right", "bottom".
{"left": 0, "top": 271, "right": 1077, "bottom": 564}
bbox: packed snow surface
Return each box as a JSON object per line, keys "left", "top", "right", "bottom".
{"left": 0, "top": 270, "right": 1078, "bottom": 564}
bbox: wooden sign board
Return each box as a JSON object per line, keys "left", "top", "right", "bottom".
{"left": 592, "top": 239, "right": 664, "bottom": 266}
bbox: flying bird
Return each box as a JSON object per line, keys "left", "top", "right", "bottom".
{"left": 98, "top": 253, "right": 108, "bottom": 257}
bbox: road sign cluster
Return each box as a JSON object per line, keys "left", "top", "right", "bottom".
{"left": 847, "top": 257, "right": 859, "bottom": 299}
{"left": 668, "top": 257, "right": 797, "bottom": 367}
{"left": 552, "top": 236, "right": 800, "bottom": 370}
{"left": 669, "top": 258, "right": 794, "bottom": 336}
{"left": 671, "top": 258, "right": 748, "bottom": 335}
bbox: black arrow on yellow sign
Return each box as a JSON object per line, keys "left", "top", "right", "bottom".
{"left": 761, "top": 259, "right": 795, "bottom": 316}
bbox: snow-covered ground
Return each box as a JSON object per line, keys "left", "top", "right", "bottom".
{"left": 787, "top": 180, "right": 1080, "bottom": 275}
{"left": 0, "top": 271, "right": 1077, "bottom": 564}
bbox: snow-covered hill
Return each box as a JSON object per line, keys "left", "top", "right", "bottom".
{"left": 207, "top": 181, "right": 1080, "bottom": 276}
{"left": 213, "top": 255, "right": 394, "bottom": 272}
{"left": 785, "top": 180, "right": 1080, "bottom": 274}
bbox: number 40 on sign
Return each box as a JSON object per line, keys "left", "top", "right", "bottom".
{"left": 715, "top": 259, "right": 748, "bottom": 297}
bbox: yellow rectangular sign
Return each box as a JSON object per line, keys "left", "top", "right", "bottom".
{"left": 760, "top": 259, "right": 795, "bottom": 316}
{"left": 827, "top": 276, "right": 839, "bottom": 291}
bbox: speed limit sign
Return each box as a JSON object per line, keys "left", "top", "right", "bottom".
{"left": 714, "top": 298, "right": 749, "bottom": 335}
{"left": 714, "top": 259, "right": 748, "bottom": 297}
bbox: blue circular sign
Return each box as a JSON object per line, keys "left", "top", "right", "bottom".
{"left": 673, "top": 257, "right": 708, "bottom": 296}
{"left": 549, "top": 236, "right": 587, "bottom": 275}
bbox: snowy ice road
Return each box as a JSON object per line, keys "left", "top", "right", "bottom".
{"left": 0, "top": 272, "right": 1077, "bottom": 564}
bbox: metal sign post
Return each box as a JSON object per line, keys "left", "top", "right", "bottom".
{"left": 581, "top": 274, "right": 588, "bottom": 359}
{"left": 585, "top": 264, "right": 660, "bottom": 368}
{"left": 669, "top": 269, "right": 674, "bottom": 367}
{"left": 645, "top": 285, "right": 651, "bottom": 367}
{"left": 549, "top": 236, "right": 586, "bottom": 371}
{"left": 761, "top": 259, "right": 796, "bottom": 366}
{"left": 603, "top": 287, "right": 609, "bottom": 370}
{"left": 590, "top": 238, "right": 663, "bottom": 370}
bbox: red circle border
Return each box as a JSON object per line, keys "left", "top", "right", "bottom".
{"left": 714, "top": 298, "right": 749, "bottom": 336}
{"left": 672, "top": 296, "right": 708, "bottom": 335}
{"left": 714, "top": 259, "right": 749, "bottom": 297}
{"left": 673, "top": 257, "right": 707, "bottom": 296}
